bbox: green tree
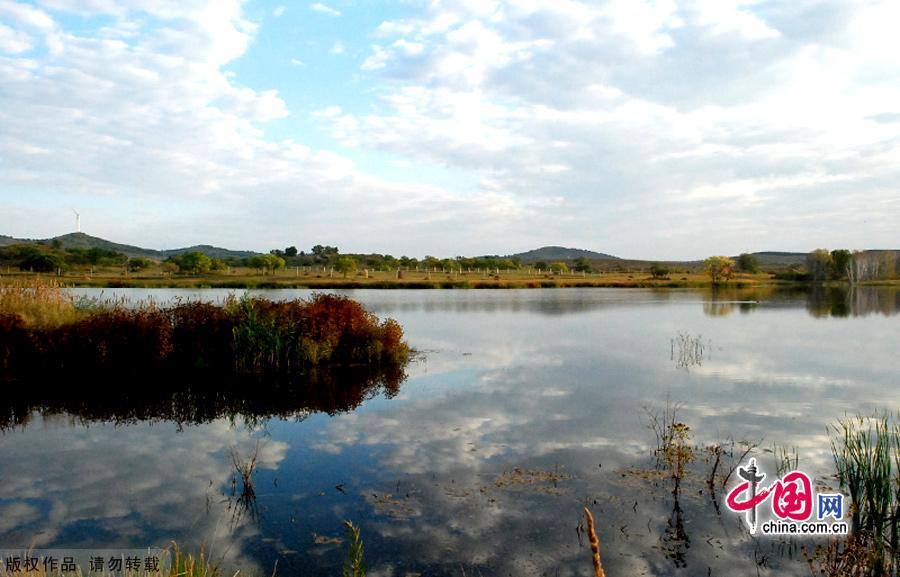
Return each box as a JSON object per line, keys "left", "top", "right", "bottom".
{"left": 284, "top": 246, "right": 298, "bottom": 258}
{"left": 249, "top": 254, "right": 285, "bottom": 274}
{"left": 311, "top": 245, "right": 339, "bottom": 263}
{"left": 334, "top": 256, "right": 358, "bottom": 278}
{"left": 20, "top": 252, "right": 64, "bottom": 273}
{"left": 128, "top": 257, "right": 153, "bottom": 272}
{"left": 649, "top": 263, "right": 669, "bottom": 279}
{"left": 830, "top": 249, "right": 852, "bottom": 280}
{"left": 172, "top": 252, "right": 211, "bottom": 274}
{"left": 736, "top": 253, "right": 759, "bottom": 274}
{"left": 422, "top": 256, "right": 441, "bottom": 270}
{"left": 806, "top": 249, "right": 833, "bottom": 281}
{"left": 209, "top": 258, "right": 228, "bottom": 271}
{"left": 704, "top": 256, "right": 735, "bottom": 284}
{"left": 247, "top": 255, "right": 266, "bottom": 272}
{"left": 549, "top": 262, "right": 569, "bottom": 274}
{"left": 264, "top": 254, "right": 286, "bottom": 272}
{"left": 573, "top": 257, "right": 592, "bottom": 272}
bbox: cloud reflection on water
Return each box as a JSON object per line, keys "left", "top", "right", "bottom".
{"left": 1, "top": 287, "right": 897, "bottom": 576}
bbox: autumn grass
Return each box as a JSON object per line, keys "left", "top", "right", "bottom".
{"left": 0, "top": 269, "right": 782, "bottom": 289}
{"left": 0, "top": 282, "right": 410, "bottom": 378}
{"left": 0, "top": 278, "right": 79, "bottom": 328}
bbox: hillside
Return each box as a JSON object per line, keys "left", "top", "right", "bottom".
{"left": 744, "top": 251, "right": 808, "bottom": 267}
{"left": 51, "top": 232, "right": 162, "bottom": 258}
{"left": 162, "top": 244, "right": 258, "bottom": 259}
{"left": 511, "top": 246, "right": 620, "bottom": 262}
{"left": 1, "top": 232, "right": 258, "bottom": 260}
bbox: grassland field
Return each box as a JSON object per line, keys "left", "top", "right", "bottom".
{"left": 2, "top": 265, "right": 898, "bottom": 289}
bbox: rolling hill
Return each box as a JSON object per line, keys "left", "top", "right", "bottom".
{"left": 1, "top": 232, "right": 258, "bottom": 260}
{"left": 510, "top": 246, "right": 620, "bottom": 262}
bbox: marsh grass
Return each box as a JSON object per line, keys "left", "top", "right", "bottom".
{"left": 645, "top": 401, "right": 694, "bottom": 480}
{"left": 0, "top": 278, "right": 78, "bottom": 328}
{"left": 227, "top": 442, "right": 261, "bottom": 528}
{"left": 670, "top": 332, "right": 707, "bottom": 369}
{"left": 168, "top": 544, "right": 220, "bottom": 577}
{"left": 768, "top": 443, "right": 800, "bottom": 477}
{"left": 230, "top": 441, "right": 259, "bottom": 500}
{"left": 823, "top": 413, "right": 900, "bottom": 575}
{"left": 342, "top": 521, "right": 366, "bottom": 577}
{"left": 0, "top": 284, "right": 410, "bottom": 378}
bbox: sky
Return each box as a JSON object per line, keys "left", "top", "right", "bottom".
{"left": 0, "top": 0, "right": 898, "bottom": 260}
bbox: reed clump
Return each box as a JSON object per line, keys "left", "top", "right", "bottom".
{"left": 0, "top": 278, "right": 78, "bottom": 328}
{"left": 824, "top": 413, "right": 899, "bottom": 576}
{"left": 168, "top": 543, "right": 219, "bottom": 577}
{"left": 0, "top": 285, "right": 410, "bottom": 378}
{"left": 807, "top": 413, "right": 899, "bottom": 576}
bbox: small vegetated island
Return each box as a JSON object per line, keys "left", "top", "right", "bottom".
{"left": 0, "top": 282, "right": 410, "bottom": 389}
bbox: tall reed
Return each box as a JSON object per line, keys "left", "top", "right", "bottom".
{"left": 0, "top": 278, "right": 78, "bottom": 328}
{"left": 826, "top": 413, "right": 900, "bottom": 575}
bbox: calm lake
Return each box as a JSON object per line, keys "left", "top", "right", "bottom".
{"left": 1, "top": 287, "right": 898, "bottom": 576}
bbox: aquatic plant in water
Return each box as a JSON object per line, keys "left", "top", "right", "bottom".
{"left": 342, "top": 521, "right": 366, "bottom": 577}
{"left": 0, "top": 286, "right": 410, "bottom": 378}
{"left": 807, "top": 413, "right": 900, "bottom": 576}
{"left": 670, "top": 332, "right": 708, "bottom": 369}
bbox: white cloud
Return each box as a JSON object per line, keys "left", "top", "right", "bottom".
{"left": 310, "top": 2, "right": 340, "bottom": 17}
{"left": 316, "top": 0, "right": 900, "bottom": 256}
{"left": 0, "top": 22, "right": 32, "bottom": 52}
{"left": 0, "top": 0, "right": 898, "bottom": 257}
{"left": 0, "top": 0, "right": 535, "bottom": 254}
{"left": 273, "top": 5, "right": 285, "bottom": 17}
{"left": 0, "top": 1, "right": 56, "bottom": 31}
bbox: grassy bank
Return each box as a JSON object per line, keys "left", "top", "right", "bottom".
{"left": 0, "top": 269, "right": 804, "bottom": 289}
{"left": 0, "top": 280, "right": 409, "bottom": 380}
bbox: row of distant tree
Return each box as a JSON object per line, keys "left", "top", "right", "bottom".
{"left": 804, "top": 249, "right": 896, "bottom": 282}
{"left": 0, "top": 244, "right": 130, "bottom": 272}
{"left": 697, "top": 250, "right": 897, "bottom": 284}
{"left": 2, "top": 242, "right": 897, "bottom": 282}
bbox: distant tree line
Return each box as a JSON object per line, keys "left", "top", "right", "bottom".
{"left": 700, "top": 250, "right": 898, "bottom": 284}
{"left": 0, "top": 244, "right": 129, "bottom": 273}
{"left": 805, "top": 249, "right": 896, "bottom": 283}
{"left": 2, "top": 241, "right": 897, "bottom": 284}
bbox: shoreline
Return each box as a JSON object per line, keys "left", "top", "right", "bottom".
{"left": 2, "top": 272, "right": 897, "bottom": 290}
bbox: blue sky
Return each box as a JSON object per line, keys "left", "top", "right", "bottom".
{"left": 1, "top": 0, "right": 898, "bottom": 258}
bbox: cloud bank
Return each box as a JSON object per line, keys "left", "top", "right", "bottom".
{"left": 1, "top": 0, "right": 898, "bottom": 258}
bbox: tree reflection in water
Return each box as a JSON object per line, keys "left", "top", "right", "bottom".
{"left": 0, "top": 366, "right": 406, "bottom": 430}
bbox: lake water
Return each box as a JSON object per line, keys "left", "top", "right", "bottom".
{"left": 1, "top": 287, "right": 898, "bottom": 576}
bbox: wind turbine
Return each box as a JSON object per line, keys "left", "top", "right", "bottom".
{"left": 72, "top": 209, "right": 81, "bottom": 233}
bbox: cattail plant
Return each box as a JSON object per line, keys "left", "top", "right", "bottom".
{"left": 584, "top": 507, "right": 606, "bottom": 577}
